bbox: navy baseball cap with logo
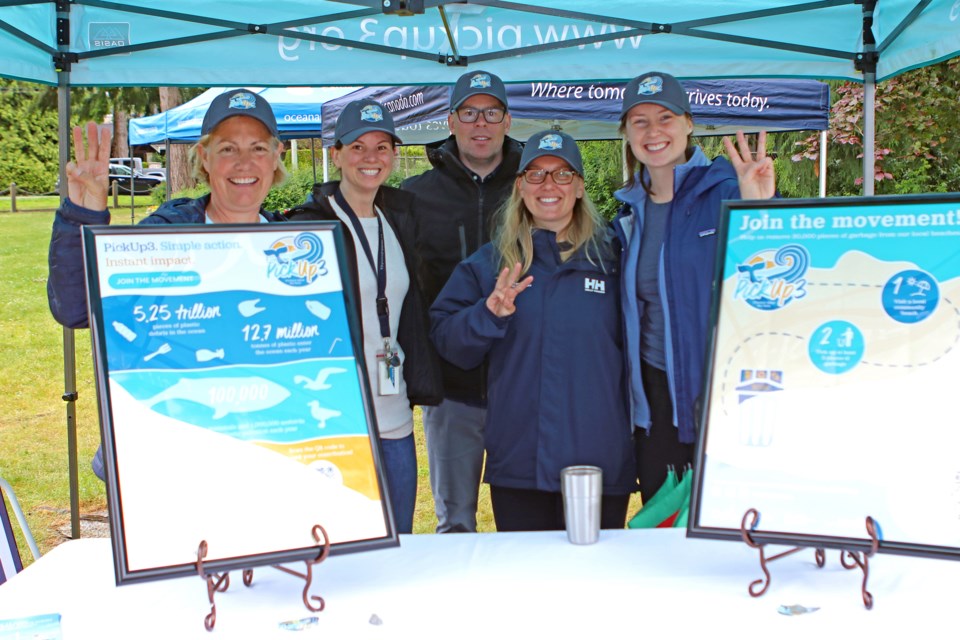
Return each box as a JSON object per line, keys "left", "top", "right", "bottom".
{"left": 517, "top": 130, "right": 583, "bottom": 175}
{"left": 450, "top": 70, "right": 509, "bottom": 111}
{"left": 620, "top": 72, "right": 691, "bottom": 119}
{"left": 334, "top": 98, "right": 403, "bottom": 146}
{"left": 201, "top": 89, "right": 279, "bottom": 137}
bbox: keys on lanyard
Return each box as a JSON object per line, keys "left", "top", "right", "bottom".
{"left": 378, "top": 338, "right": 401, "bottom": 395}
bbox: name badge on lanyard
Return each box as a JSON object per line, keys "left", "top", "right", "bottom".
{"left": 335, "top": 188, "right": 401, "bottom": 396}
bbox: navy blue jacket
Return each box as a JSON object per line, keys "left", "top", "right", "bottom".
{"left": 47, "top": 195, "right": 285, "bottom": 329}
{"left": 401, "top": 136, "right": 523, "bottom": 406}
{"left": 430, "top": 230, "right": 635, "bottom": 495}
{"left": 613, "top": 148, "right": 740, "bottom": 444}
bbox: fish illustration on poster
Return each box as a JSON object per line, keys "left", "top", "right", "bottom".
{"left": 83, "top": 223, "right": 395, "bottom": 585}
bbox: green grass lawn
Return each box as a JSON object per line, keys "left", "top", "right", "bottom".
{"left": 0, "top": 194, "right": 155, "bottom": 214}
{"left": 2, "top": 207, "right": 639, "bottom": 569}
{"left": 0, "top": 208, "right": 498, "bottom": 570}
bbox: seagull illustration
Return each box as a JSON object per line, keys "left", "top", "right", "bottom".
{"left": 308, "top": 401, "right": 341, "bottom": 429}
{"left": 294, "top": 367, "right": 347, "bottom": 391}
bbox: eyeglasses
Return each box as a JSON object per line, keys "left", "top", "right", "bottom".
{"left": 521, "top": 168, "right": 578, "bottom": 185}
{"left": 454, "top": 106, "right": 507, "bottom": 124}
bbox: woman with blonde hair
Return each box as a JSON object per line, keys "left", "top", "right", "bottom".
{"left": 431, "top": 130, "right": 635, "bottom": 532}
{"left": 48, "top": 89, "right": 289, "bottom": 481}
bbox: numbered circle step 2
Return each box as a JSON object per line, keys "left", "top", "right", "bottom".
{"left": 808, "top": 320, "right": 864, "bottom": 375}
{"left": 881, "top": 269, "right": 939, "bottom": 324}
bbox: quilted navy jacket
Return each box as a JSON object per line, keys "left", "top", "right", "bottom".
{"left": 47, "top": 195, "right": 284, "bottom": 329}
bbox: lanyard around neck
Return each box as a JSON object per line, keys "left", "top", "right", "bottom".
{"left": 334, "top": 188, "right": 391, "bottom": 340}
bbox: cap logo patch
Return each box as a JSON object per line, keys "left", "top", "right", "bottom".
{"left": 470, "top": 73, "right": 492, "bottom": 89}
{"left": 228, "top": 92, "right": 258, "bottom": 110}
{"left": 360, "top": 105, "right": 384, "bottom": 122}
{"left": 538, "top": 133, "right": 563, "bottom": 151}
{"left": 637, "top": 76, "right": 664, "bottom": 96}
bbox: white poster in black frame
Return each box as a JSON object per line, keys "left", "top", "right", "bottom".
{"left": 689, "top": 194, "right": 960, "bottom": 560}
{"left": 82, "top": 222, "right": 397, "bottom": 585}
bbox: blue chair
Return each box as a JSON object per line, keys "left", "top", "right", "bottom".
{"left": 0, "top": 477, "right": 40, "bottom": 584}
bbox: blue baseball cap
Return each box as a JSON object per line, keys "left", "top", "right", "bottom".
{"left": 517, "top": 130, "right": 583, "bottom": 175}
{"left": 201, "top": 89, "right": 279, "bottom": 137}
{"left": 334, "top": 99, "right": 402, "bottom": 146}
{"left": 450, "top": 70, "right": 509, "bottom": 111}
{"left": 620, "top": 72, "right": 691, "bottom": 118}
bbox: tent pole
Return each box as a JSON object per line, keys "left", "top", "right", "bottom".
{"left": 863, "top": 73, "right": 876, "bottom": 196}
{"left": 323, "top": 146, "right": 330, "bottom": 182}
{"left": 57, "top": 45, "right": 82, "bottom": 543}
{"left": 859, "top": 0, "right": 877, "bottom": 197}
{"left": 164, "top": 138, "right": 171, "bottom": 202}
{"left": 819, "top": 129, "right": 827, "bottom": 197}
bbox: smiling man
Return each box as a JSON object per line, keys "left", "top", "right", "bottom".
{"left": 402, "top": 70, "right": 522, "bottom": 533}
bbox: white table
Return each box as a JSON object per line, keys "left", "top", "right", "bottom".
{"left": 0, "top": 529, "right": 954, "bottom": 638}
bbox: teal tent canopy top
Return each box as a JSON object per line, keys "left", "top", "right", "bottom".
{"left": 1, "top": 0, "right": 957, "bottom": 86}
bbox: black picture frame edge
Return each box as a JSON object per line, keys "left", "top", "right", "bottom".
{"left": 687, "top": 192, "right": 960, "bottom": 563}
{"left": 81, "top": 222, "right": 400, "bottom": 586}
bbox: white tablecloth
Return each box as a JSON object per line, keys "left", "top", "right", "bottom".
{"left": 0, "top": 529, "right": 954, "bottom": 638}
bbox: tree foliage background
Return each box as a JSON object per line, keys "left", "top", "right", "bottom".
{"left": 3, "top": 57, "right": 960, "bottom": 202}
{"left": 0, "top": 81, "right": 204, "bottom": 194}
{"left": 0, "top": 81, "right": 59, "bottom": 194}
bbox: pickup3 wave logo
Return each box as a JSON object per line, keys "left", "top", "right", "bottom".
{"left": 263, "top": 232, "right": 328, "bottom": 286}
{"left": 733, "top": 244, "right": 809, "bottom": 310}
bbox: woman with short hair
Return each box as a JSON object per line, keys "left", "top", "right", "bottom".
{"left": 48, "top": 89, "right": 289, "bottom": 481}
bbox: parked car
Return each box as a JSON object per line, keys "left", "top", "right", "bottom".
{"left": 110, "top": 157, "right": 144, "bottom": 174}
{"left": 108, "top": 164, "right": 164, "bottom": 195}
{"left": 141, "top": 167, "right": 167, "bottom": 181}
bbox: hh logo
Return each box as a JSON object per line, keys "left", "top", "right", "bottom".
{"left": 584, "top": 277, "right": 605, "bottom": 294}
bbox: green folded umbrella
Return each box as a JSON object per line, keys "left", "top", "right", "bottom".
{"left": 628, "top": 466, "right": 692, "bottom": 529}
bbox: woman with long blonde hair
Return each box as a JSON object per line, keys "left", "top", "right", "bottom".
{"left": 431, "top": 130, "right": 635, "bottom": 532}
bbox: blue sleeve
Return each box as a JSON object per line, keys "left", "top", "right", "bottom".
{"left": 47, "top": 199, "right": 111, "bottom": 329}
{"left": 429, "top": 259, "right": 509, "bottom": 370}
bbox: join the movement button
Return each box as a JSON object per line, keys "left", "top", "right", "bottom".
{"left": 108, "top": 271, "right": 202, "bottom": 289}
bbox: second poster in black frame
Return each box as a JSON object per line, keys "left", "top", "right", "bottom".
{"left": 689, "top": 193, "right": 960, "bottom": 561}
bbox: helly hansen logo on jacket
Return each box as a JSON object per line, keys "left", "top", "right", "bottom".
{"left": 584, "top": 277, "right": 606, "bottom": 293}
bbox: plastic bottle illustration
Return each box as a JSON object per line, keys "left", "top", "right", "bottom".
{"left": 112, "top": 321, "right": 137, "bottom": 342}
{"left": 195, "top": 348, "right": 225, "bottom": 362}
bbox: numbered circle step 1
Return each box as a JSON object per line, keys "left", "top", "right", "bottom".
{"left": 881, "top": 269, "right": 939, "bottom": 324}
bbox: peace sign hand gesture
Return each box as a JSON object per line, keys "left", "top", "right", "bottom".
{"left": 66, "top": 122, "right": 113, "bottom": 211}
{"left": 722, "top": 130, "right": 775, "bottom": 201}
{"left": 486, "top": 262, "right": 534, "bottom": 318}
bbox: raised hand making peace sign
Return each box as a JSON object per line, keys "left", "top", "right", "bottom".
{"left": 722, "top": 130, "right": 776, "bottom": 200}
{"left": 486, "top": 262, "right": 534, "bottom": 318}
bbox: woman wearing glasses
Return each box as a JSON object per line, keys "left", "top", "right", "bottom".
{"left": 430, "top": 130, "right": 635, "bottom": 531}
{"left": 613, "top": 71, "right": 775, "bottom": 501}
